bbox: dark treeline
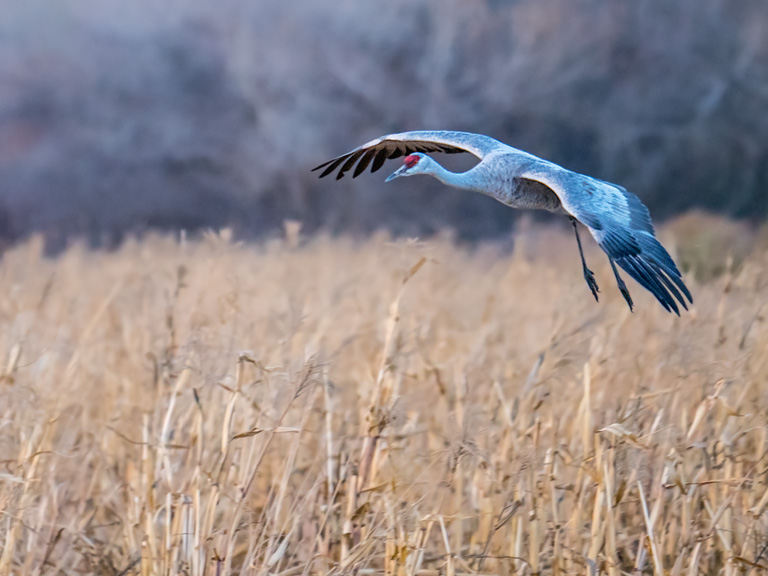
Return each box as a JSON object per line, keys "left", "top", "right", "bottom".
{"left": 1, "top": 0, "right": 766, "bottom": 247}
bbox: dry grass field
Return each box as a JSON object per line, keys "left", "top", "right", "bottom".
{"left": 1, "top": 218, "right": 768, "bottom": 575}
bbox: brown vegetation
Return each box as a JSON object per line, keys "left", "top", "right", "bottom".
{"left": 1, "top": 224, "right": 767, "bottom": 574}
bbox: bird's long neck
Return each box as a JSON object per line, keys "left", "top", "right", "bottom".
{"left": 426, "top": 160, "right": 487, "bottom": 194}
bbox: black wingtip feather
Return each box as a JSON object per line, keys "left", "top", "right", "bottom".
{"left": 353, "top": 149, "right": 376, "bottom": 178}
{"left": 317, "top": 156, "right": 348, "bottom": 178}
{"left": 371, "top": 148, "right": 389, "bottom": 173}
{"left": 313, "top": 138, "right": 471, "bottom": 179}
{"left": 311, "top": 159, "right": 334, "bottom": 172}
{"left": 336, "top": 150, "right": 364, "bottom": 179}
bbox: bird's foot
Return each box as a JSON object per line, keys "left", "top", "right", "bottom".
{"left": 583, "top": 268, "right": 600, "bottom": 302}
{"left": 617, "top": 281, "right": 634, "bottom": 312}
{"left": 607, "top": 257, "right": 634, "bottom": 313}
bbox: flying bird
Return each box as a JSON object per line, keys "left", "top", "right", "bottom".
{"left": 312, "top": 130, "right": 692, "bottom": 314}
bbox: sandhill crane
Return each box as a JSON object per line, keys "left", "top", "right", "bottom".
{"left": 313, "top": 130, "right": 692, "bottom": 314}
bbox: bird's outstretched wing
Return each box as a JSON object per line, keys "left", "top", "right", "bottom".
{"left": 311, "top": 130, "right": 506, "bottom": 180}
{"left": 521, "top": 166, "right": 693, "bottom": 314}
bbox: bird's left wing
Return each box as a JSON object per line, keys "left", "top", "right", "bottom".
{"left": 312, "top": 130, "right": 505, "bottom": 180}
{"left": 520, "top": 165, "right": 693, "bottom": 314}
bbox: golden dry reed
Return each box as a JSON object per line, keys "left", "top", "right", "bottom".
{"left": 1, "top": 220, "right": 767, "bottom": 576}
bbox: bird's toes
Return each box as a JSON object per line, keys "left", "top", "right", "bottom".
{"left": 584, "top": 269, "right": 600, "bottom": 301}
{"left": 619, "top": 287, "right": 634, "bottom": 312}
{"left": 587, "top": 282, "right": 600, "bottom": 301}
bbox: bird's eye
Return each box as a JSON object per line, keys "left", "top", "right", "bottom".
{"left": 404, "top": 154, "right": 419, "bottom": 169}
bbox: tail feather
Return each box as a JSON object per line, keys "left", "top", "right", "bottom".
{"left": 599, "top": 228, "right": 691, "bottom": 315}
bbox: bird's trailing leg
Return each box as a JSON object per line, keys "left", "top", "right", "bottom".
{"left": 609, "top": 257, "right": 634, "bottom": 312}
{"left": 570, "top": 217, "right": 599, "bottom": 302}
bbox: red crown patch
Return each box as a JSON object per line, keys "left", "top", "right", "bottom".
{"left": 404, "top": 154, "right": 420, "bottom": 168}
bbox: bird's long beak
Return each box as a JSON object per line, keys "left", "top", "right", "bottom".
{"left": 385, "top": 166, "right": 408, "bottom": 182}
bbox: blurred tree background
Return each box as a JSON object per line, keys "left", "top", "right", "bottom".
{"left": 1, "top": 0, "right": 766, "bottom": 248}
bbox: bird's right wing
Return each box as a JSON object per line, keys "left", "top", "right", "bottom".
{"left": 311, "top": 130, "right": 506, "bottom": 180}
{"left": 520, "top": 165, "right": 693, "bottom": 314}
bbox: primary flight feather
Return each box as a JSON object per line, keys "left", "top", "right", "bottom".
{"left": 312, "top": 130, "right": 693, "bottom": 314}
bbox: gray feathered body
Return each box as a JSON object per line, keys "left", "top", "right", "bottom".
{"left": 460, "top": 152, "right": 564, "bottom": 211}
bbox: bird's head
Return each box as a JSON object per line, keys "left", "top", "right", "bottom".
{"left": 385, "top": 153, "right": 429, "bottom": 182}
